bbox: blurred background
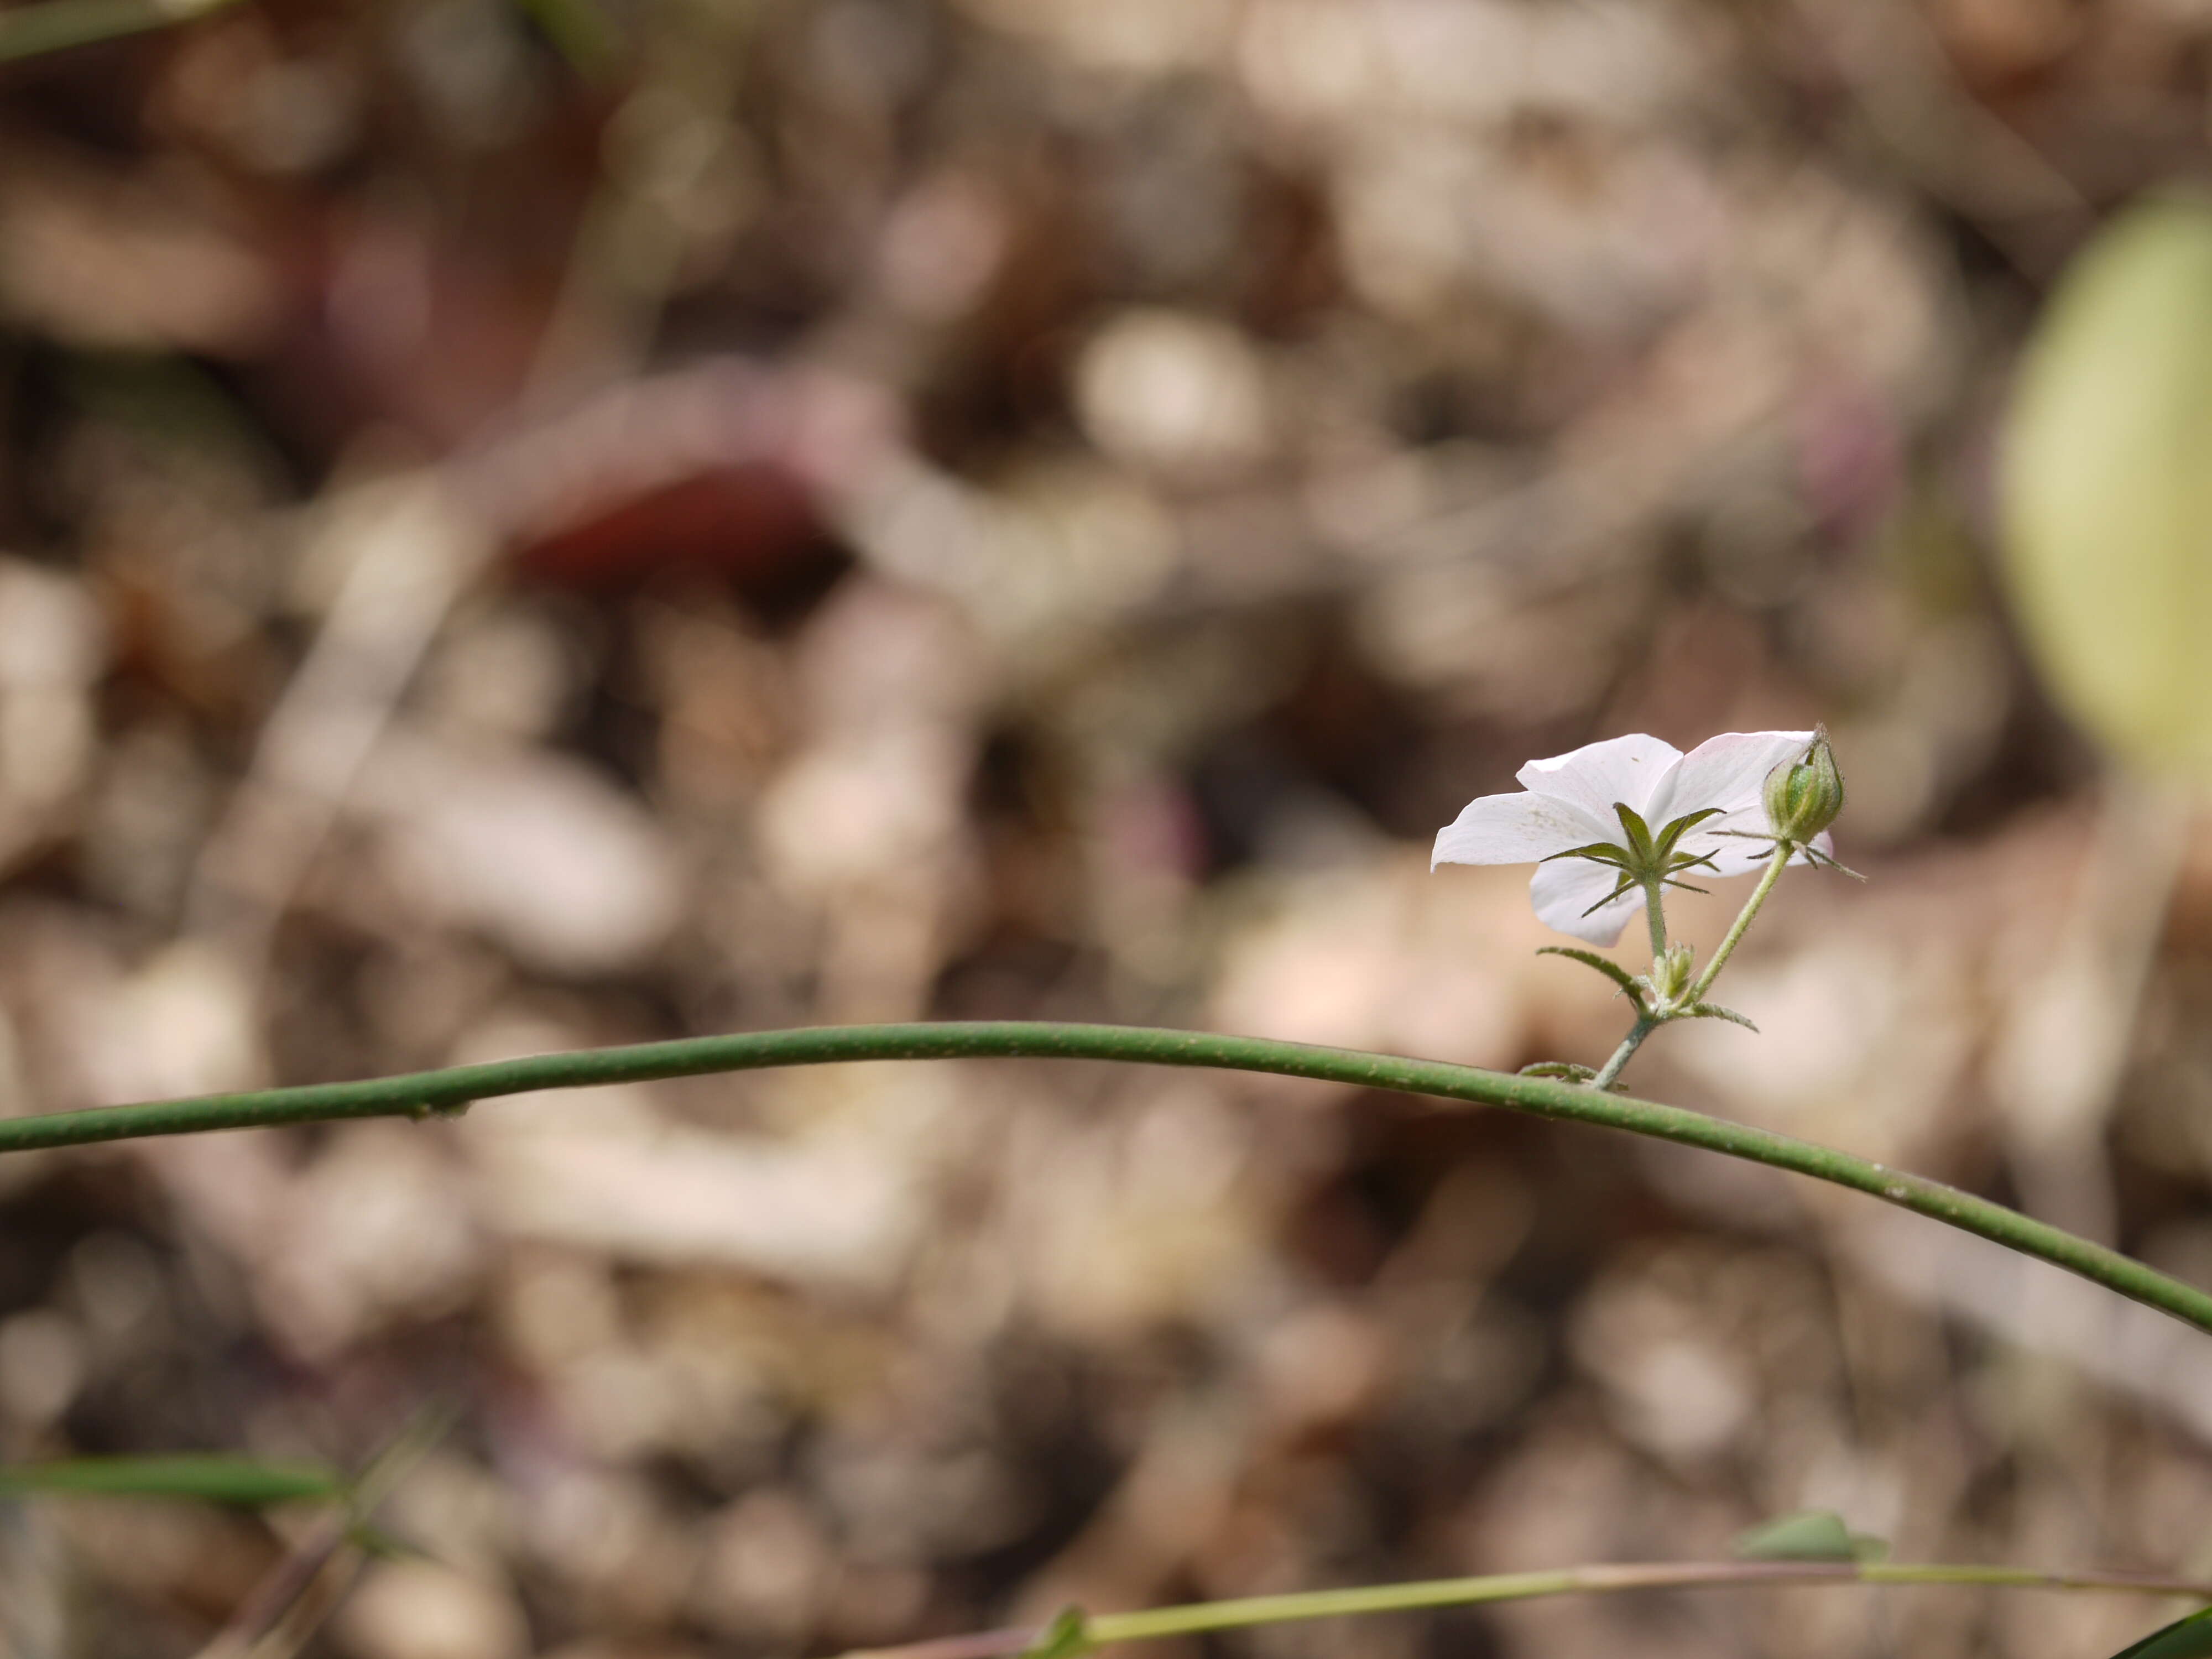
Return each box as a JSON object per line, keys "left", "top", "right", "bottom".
{"left": 3, "top": 0, "right": 2212, "bottom": 1655}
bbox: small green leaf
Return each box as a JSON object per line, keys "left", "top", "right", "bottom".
{"left": 1519, "top": 1061, "right": 1599, "bottom": 1082}
{"left": 2105, "top": 1608, "right": 2212, "bottom": 1659}
{"left": 1536, "top": 947, "right": 1648, "bottom": 1009}
{"left": 0, "top": 1455, "right": 347, "bottom": 1507}
{"left": 2002, "top": 196, "right": 2212, "bottom": 782}
{"left": 1733, "top": 1511, "right": 1859, "bottom": 1562}
{"left": 1687, "top": 1002, "right": 1759, "bottom": 1032}
{"left": 1020, "top": 1607, "right": 1094, "bottom": 1659}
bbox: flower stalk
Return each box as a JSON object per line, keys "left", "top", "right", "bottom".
{"left": 1688, "top": 838, "right": 1794, "bottom": 1005}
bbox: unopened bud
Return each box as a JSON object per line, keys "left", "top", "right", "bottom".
{"left": 1650, "top": 941, "right": 1694, "bottom": 1004}
{"left": 1762, "top": 728, "right": 1845, "bottom": 842}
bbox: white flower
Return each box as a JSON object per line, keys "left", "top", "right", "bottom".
{"left": 1431, "top": 732, "right": 1835, "bottom": 946}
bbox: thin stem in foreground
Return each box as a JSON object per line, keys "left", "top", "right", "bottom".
{"left": 7, "top": 1021, "right": 2212, "bottom": 1338}
{"left": 837, "top": 1559, "right": 2212, "bottom": 1659}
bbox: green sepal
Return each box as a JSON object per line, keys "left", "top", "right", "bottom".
{"left": 0, "top": 1455, "right": 348, "bottom": 1507}
{"left": 1538, "top": 807, "right": 1727, "bottom": 916}
{"left": 1733, "top": 1510, "right": 1885, "bottom": 1563}
{"left": 1651, "top": 807, "right": 1723, "bottom": 859}
{"left": 2104, "top": 1608, "right": 2212, "bottom": 1659}
{"left": 1579, "top": 869, "right": 1641, "bottom": 918}
{"left": 1687, "top": 1002, "right": 1759, "bottom": 1032}
{"left": 1540, "top": 841, "right": 1635, "bottom": 869}
{"left": 1613, "top": 802, "right": 1657, "bottom": 864}
{"left": 1797, "top": 844, "right": 1867, "bottom": 881}
{"left": 1713, "top": 827, "right": 1868, "bottom": 881}
{"left": 1519, "top": 1061, "right": 1599, "bottom": 1083}
{"left": 1021, "top": 1608, "right": 1095, "bottom": 1659}
{"left": 1536, "top": 947, "right": 1648, "bottom": 1010}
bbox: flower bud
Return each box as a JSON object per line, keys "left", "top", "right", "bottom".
{"left": 1762, "top": 728, "right": 1844, "bottom": 842}
{"left": 1649, "top": 941, "right": 1694, "bottom": 1004}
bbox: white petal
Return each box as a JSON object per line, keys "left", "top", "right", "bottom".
{"left": 1432, "top": 790, "right": 1617, "bottom": 868}
{"left": 1530, "top": 857, "right": 1644, "bottom": 946}
{"left": 1516, "top": 733, "right": 1681, "bottom": 826}
{"left": 1646, "top": 730, "right": 1813, "bottom": 830}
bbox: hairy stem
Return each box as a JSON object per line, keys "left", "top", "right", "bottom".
{"left": 1690, "top": 839, "right": 1793, "bottom": 1004}
{"left": 1589, "top": 1016, "right": 1656, "bottom": 1092}
{"left": 1642, "top": 875, "right": 1670, "bottom": 959}
{"left": 8, "top": 1021, "right": 2212, "bottom": 1337}
{"left": 838, "top": 1559, "right": 2212, "bottom": 1659}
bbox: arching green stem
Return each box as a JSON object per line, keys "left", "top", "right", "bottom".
{"left": 7, "top": 1020, "right": 2212, "bottom": 1338}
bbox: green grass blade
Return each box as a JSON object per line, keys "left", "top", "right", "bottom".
{"left": 0, "top": 1454, "right": 347, "bottom": 1506}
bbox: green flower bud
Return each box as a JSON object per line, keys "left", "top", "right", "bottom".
{"left": 1648, "top": 941, "right": 1695, "bottom": 1005}
{"left": 1762, "top": 728, "right": 1844, "bottom": 842}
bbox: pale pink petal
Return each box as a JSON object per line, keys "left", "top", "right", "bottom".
{"left": 1516, "top": 733, "right": 1681, "bottom": 825}
{"left": 1646, "top": 730, "right": 1813, "bottom": 830}
{"left": 1432, "top": 790, "right": 1616, "bottom": 868}
{"left": 1530, "top": 857, "right": 1644, "bottom": 946}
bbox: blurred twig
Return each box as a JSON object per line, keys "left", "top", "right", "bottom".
{"left": 0, "top": 0, "right": 238, "bottom": 63}
{"left": 193, "top": 1406, "right": 455, "bottom": 1659}
{"left": 840, "top": 1559, "right": 2212, "bottom": 1659}
{"left": 513, "top": 0, "right": 617, "bottom": 79}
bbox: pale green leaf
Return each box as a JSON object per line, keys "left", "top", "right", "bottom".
{"left": 2002, "top": 196, "right": 2212, "bottom": 779}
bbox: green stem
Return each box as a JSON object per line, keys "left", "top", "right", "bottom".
{"left": 839, "top": 1560, "right": 2212, "bottom": 1659}
{"left": 9, "top": 1021, "right": 2212, "bottom": 1337}
{"left": 1689, "top": 840, "right": 1793, "bottom": 1004}
{"left": 1642, "top": 875, "right": 1670, "bottom": 959}
{"left": 1589, "top": 1016, "right": 1655, "bottom": 1092}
